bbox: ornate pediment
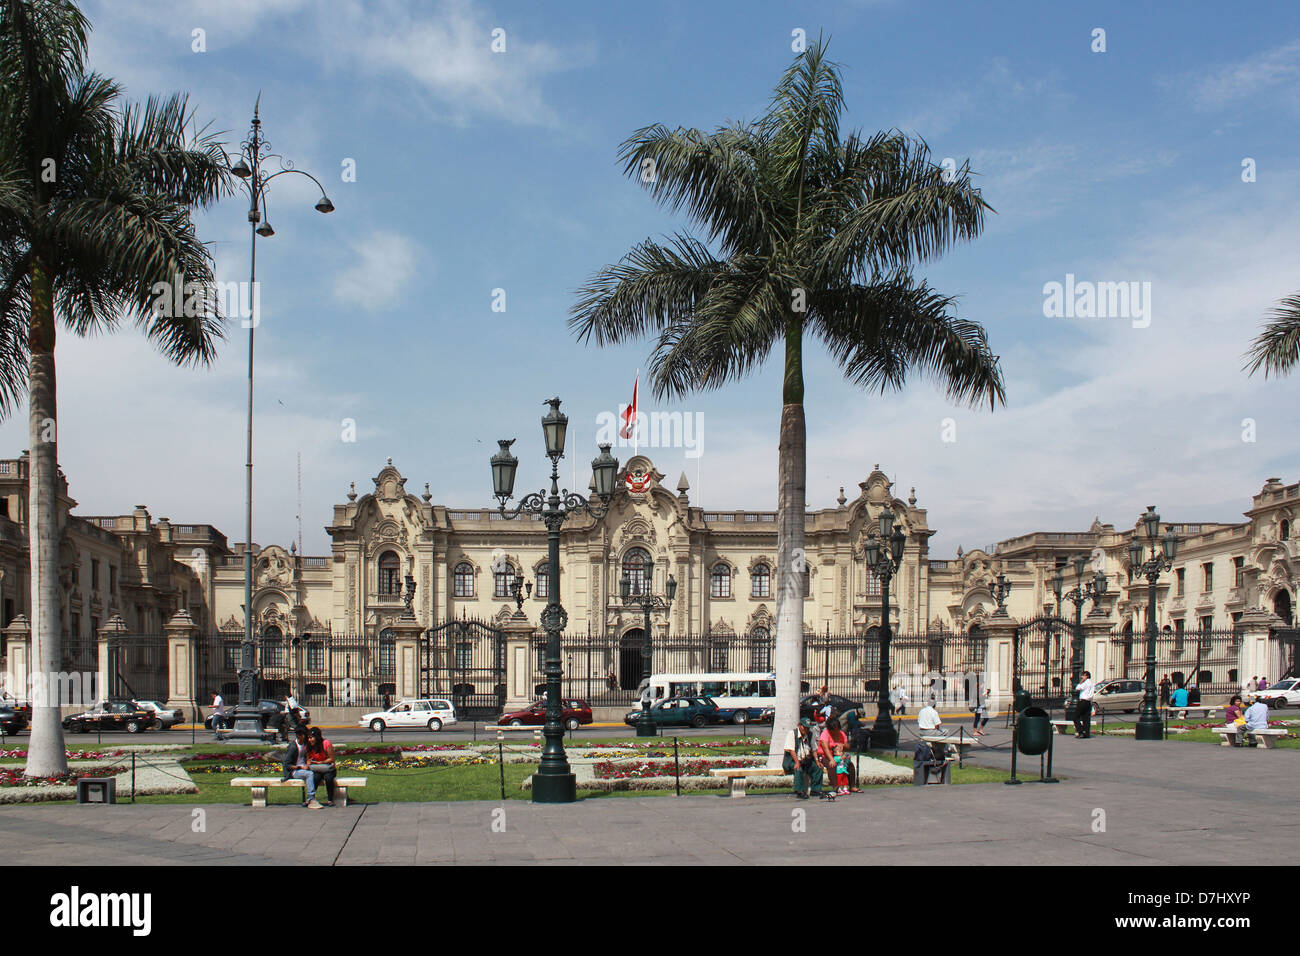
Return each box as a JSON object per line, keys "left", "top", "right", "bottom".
{"left": 256, "top": 545, "right": 295, "bottom": 588}
{"left": 219, "top": 615, "right": 243, "bottom": 634}
{"left": 621, "top": 456, "right": 663, "bottom": 495}
{"left": 709, "top": 618, "right": 735, "bottom": 637}
{"left": 372, "top": 458, "right": 409, "bottom": 502}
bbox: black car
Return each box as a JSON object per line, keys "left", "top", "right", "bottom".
{"left": 63, "top": 699, "right": 153, "bottom": 734}
{"left": 0, "top": 704, "right": 27, "bottom": 735}
{"left": 206, "top": 699, "right": 308, "bottom": 739}
{"left": 799, "top": 693, "right": 863, "bottom": 720}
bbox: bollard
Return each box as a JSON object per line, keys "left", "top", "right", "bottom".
{"left": 498, "top": 739, "right": 506, "bottom": 800}
{"left": 673, "top": 737, "right": 681, "bottom": 797}
{"left": 131, "top": 752, "right": 136, "bottom": 803}
{"left": 1006, "top": 714, "right": 1021, "bottom": 785}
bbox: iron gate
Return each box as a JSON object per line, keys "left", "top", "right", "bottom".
{"left": 425, "top": 619, "right": 506, "bottom": 720}
{"left": 1014, "top": 616, "right": 1075, "bottom": 709}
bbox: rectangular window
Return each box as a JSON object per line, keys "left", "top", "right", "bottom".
{"left": 1175, "top": 568, "right": 1184, "bottom": 596}
{"left": 534, "top": 570, "right": 549, "bottom": 598}
{"left": 1200, "top": 615, "right": 1213, "bottom": 632}
{"left": 1202, "top": 562, "right": 1213, "bottom": 592}
{"left": 379, "top": 642, "right": 395, "bottom": 676}
{"left": 70, "top": 613, "right": 80, "bottom": 639}
{"left": 109, "top": 565, "right": 117, "bottom": 594}
{"left": 1233, "top": 557, "right": 1244, "bottom": 588}
{"left": 455, "top": 642, "right": 472, "bottom": 671}
{"left": 802, "top": 568, "right": 811, "bottom": 598}
{"left": 307, "top": 643, "right": 324, "bottom": 672}
{"left": 223, "top": 643, "right": 238, "bottom": 671}
{"left": 701, "top": 680, "right": 727, "bottom": 698}
{"left": 91, "top": 559, "right": 100, "bottom": 591}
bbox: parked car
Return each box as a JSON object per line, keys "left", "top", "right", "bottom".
{"left": 798, "top": 693, "right": 863, "bottom": 720}
{"left": 63, "top": 699, "right": 154, "bottom": 734}
{"left": 1258, "top": 677, "right": 1300, "bottom": 709}
{"left": 134, "top": 700, "right": 184, "bottom": 730}
{"left": 499, "top": 698, "right": 592, "bottom": 731}
{"left": 1090, "top": 678, "right": 1145, "bottom": 714}
{"left": 359, "top": 698, "right": 457, "bottom": 732}
{"left": 205, "top": 699, "right": 307, "bottom": 739}
{"left": 623, "top": 696, "right": 735, "bottom": 729}
{"left": 0, "top": 704, "right": 27, "bottom": 735}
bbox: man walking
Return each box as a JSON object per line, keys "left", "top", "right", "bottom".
{"left": 210, "top": 690, "right": 226, "bottom": 735}
{"left": 1073, "top": 670, "right": 1095, "bottom": 738}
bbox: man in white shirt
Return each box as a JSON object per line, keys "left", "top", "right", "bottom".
{"left": 210, "top": 691, "right": 226, "bottom": 734}
{"left": 917, "top": 701, "right": 942, "bottom": 736}
{"left": 1243, "top": 698, "right": 1269, "bottom": 745}
{"left": 1073, "top": 671, "right": 1095, "bottom": 738}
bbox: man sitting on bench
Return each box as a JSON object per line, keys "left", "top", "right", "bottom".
{"left": 281, "top": 725, "right": 317, "bottom": 807}
{"left": 1243, "top": 696, "right": 1270, "bottom": 747}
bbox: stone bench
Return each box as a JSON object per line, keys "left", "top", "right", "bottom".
{"left": 1049, "top": 720, "right": 1075, "bottom": 735}
{"left": 707, "top": 766, "right": 783, "bottom": 798}
{"left": 230, "top": 777, "right": 367, "bottom": 807}
{"left": 493, "top": 726, "right": 544, "bottom": 744}
{"left": 1168, "top": 705, "right": 1218, "bottom": 719}
{"left": 1211, "top": 727, "right": 1287, "bottom": 749}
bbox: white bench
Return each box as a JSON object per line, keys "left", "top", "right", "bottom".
{"left": 1211, "top": 727, "right": 1287, "bottom": 749}
{"left": 707, "top": 766, "right": 783, "bottom": 798}
{"left": 1168, "top": 705, "right": 1218, "bottom": 719}
{"left": 493, "top": 726, "right": 544, "bottom": 744}
{"left": 1049, "top": 720, "right": 1076, "bottom": 735}
{"left": 230, "top": 777, "right": 367, "bottom": 807}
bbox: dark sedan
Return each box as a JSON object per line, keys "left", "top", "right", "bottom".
{"left": 63, "top": 700, "right": 153, "bottom": 734}
{"left": 799, "top": 694, "right": 863, "bottom": 720}
{"left": 0, "top": 704, "right": 27, "bottom": 735}
{"left": 624, "top": 696, "right": 735, "bottom": 729}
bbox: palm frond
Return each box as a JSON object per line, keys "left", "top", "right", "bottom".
{"left": 1245, "top": 294, "right": 1300, "bottom": 379}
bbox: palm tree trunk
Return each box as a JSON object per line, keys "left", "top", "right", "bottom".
{"left": 768, "top": 320, "right": 806, "bottom": 768}
{"left": 24, "top": 260, "right": 67, "bottom": 778}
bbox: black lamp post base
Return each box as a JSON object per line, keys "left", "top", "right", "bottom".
{"left": 635, "top": 718, "right": 658, "bottom": 737}
{"left": 1134, "top": 717, "right": 1164, "bottom": 741}
{"left": 869, "top": 721, "right": 897, "bottom": 749}
{"left": 221, "top": 707, "right": 270, "bottom": 742}
{"left": 531, "top": 771, "right": 577, "bottom": 803}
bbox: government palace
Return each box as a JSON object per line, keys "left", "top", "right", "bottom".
{"left": 0, "top": 449, "right": 1297, "bottom": 676}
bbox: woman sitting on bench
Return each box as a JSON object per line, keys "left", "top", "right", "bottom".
{"left": 305, "top": 727, "right": 337, "bottom": 808}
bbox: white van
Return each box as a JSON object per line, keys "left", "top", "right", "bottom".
{"left": 636, "top": 672, "right": 776, "bottom": 724}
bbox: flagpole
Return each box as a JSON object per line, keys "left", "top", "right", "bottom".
{"left": 633, "top": 369, "right": 639, "bottom": 457}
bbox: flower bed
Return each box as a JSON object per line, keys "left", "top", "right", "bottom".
{"left": 0, "top": 764, "right": 127, "bottom": 787}
{"left": 594, "top": 758, "right": 763, "bottom": 779}
{"left": 0, "top": 748, "right": 128, "bottom": 760}
{"left": 182, "top": 752, "right": 492, "bottom": 774}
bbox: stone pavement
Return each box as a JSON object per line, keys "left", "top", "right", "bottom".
{"left": 0, "top": 733, "right": 1291, "bottom": 865}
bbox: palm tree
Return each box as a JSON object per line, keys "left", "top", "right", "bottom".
{"left": 570, "top": 39, "right": 1005, "bottom": 766}
{"left": 0, "top": 0, "right": 229, "bottom": 777}
{"left": 1246, "top": 294, "right": 1300, "bottom": 379}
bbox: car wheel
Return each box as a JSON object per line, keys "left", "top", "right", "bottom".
{"left": 509, "top": 719, "right": 523, "bottom": 727}
{"left": 369, "top": 719, "right": 386, "bottom": 732}
{"left": 153, "top": 719, "right": 165, "bottom": 731}
{"left": 125, "top": 720, "right": 141, "bottom": 734}
{"left": 733, "top": 711, "right": 748, "bottom": 725}
{"left": 71, "top": 721, "right": 85, "bottom": 734}
{"left": 427, "top": 718, "right": 443, "bottom": 732}
{"left": 565, "top": 717, "right": 580, "bottom": 731}
{"left": 690, "top": 715, "right": 707, "bottom": 728}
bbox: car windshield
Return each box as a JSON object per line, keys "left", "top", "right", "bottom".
{"left": 1274, "top": 679, "right": 1297, "bottom": 690}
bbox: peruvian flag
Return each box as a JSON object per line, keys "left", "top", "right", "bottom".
{"left": 619, "top": 374, "right": 639, "bottom": 440}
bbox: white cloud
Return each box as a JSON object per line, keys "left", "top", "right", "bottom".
{"left": 332, "top": 231, "right": 420, "bottom": 310}
{"left": 1189, "top": 39, "right": 1300, "bottom": 110}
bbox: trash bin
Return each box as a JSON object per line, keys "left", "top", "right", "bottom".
{"left": 1017, "top": 706, "right": 1051, "bottom": 756}
{"left": 1014, "top": 689, "right": 1033, "bottom": 713}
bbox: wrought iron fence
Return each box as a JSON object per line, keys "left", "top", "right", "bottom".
{"left": 194, "top": 631, "right": 394, "bottom": 708}
{"left": 424, "top": 619, "right": 505, "bottom": 720}
{"left": 1108, "top": 628, "right": 1242, "bottom": 696}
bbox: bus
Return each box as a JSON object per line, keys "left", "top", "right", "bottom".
{"left": 635, "top": 672, "right": 777, "bottom": 724}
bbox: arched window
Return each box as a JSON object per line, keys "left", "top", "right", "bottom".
{"left": 378, "top": 551, "right": 401, "bottom": 596}
{"left": 1283, "top": 519, "right": 1291, "bottom": 541}
{"left": 711, "top": 563, "right": 732, "bottom": 599}
{"left": 261, "top": 624, "right": 283, "bottom": 666}
{"left": 750, "top": 626, "right": 771, "bottom": 671}
{"left": 750, "top": 563, "right": 771, "bottom": 598}
{"left": 379, "top": 627, "right": 395, "bottom": 676}
{"left": 622, "top": 548, "right": 650, "bottom": 597}
{"left": 494, "top": 562, "right": 516, "bottom": 598}
{"left": 453, "top": 562, "right": 474, "bottom": 598}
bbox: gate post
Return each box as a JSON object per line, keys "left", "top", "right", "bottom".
{"left": 503, "top": 610, "right": 536, "bottom": 710}
{"left": 981, "top": 611, "right": 1018, "bottom": 715}
{"left": 391, "top": 618, "right": 424, "bottom": 700}
{"left": 1083, "top": 588, "right": 1118, "bottom": 680}
{"left": 3, "top": 614, "right": 29, "bottom": 703}
{"left": 164, "top": 609, "right": 198, "bottom": 713}
{"left": 1237, "top": 607, "right": 1282, "bottom": 690}
{"left": 97, "top": 614, "right": 128, "bottom": 702}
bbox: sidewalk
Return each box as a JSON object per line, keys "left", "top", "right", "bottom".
{"left": 0, "top": 734, "right": 1289, "bottom": 865}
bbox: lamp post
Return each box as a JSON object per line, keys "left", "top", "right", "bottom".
{"left": 1129, "top": 506, "right": 1180, "bottom": 741}
{"left": 492, "top": 398, "right": 619, "bottom": 802}
{"left": 1052, "top": 555, "right": 1108, "bottom": 719}
{"left": 621, "top": 559, "right": 676, "bottom": 737}
{"left": 861, "top": 508, "right": 907, "bottom": 748}
{"left": 226, "top": 97, "right": 335, "bottom": 741}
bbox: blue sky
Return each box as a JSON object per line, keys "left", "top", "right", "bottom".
{"left": 7, "top": 0, "right": 1300, "bottom": 557}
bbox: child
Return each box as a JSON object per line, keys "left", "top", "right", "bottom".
{"left": 834, "top": 757, "right": 850, "bottom": 795}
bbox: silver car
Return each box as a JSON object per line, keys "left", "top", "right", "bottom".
{"left": 1091, "top": 678, "right": 1145, "bottom": 714}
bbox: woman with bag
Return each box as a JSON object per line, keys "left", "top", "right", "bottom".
{"left": 304, "top": 726, "right": 337, "bottom": 808}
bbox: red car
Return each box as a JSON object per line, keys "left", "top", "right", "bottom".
{"left": 499, "top": 698, "right": 593, "bottom": 731}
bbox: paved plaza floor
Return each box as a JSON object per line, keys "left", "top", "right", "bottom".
{"left": 0, "top": 733, "right": 1289, "bottom": 865}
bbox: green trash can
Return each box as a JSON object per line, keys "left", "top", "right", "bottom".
{"left": 1014, "top": 689, "right": 1033, "bottom": 714}
{"left": 1018, "top": 706, "right": 1051, "bottom": 756}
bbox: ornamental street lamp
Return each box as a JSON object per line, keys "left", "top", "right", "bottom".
{"left": 861, "top": 508, "right": 907, "bottom": 748}
{"left": 1128, "top": 506, "right": 1179, "bottom": 741}
{"left": 1052, "top": 554, "right": 1108, "bottom": 719}
{"left": 992, "top": 571, "right": 1012, "bottom": 612}
{"left": 621, "top": 558, "right": 676, "bottom": 737}
{"left": 492, "top": 398, "right": 618, "bottom": 802}
{"left": 227, "top": 96, "right": 335, "bottom": 742}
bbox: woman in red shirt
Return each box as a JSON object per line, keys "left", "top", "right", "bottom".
{"left": 304, "top": 726, "right": 337, "bottom": 808}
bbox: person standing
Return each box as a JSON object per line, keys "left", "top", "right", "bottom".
{"left": 896, "top": 684, "right": 910, "bottom": 716}
{"left": 972, "top": 687, "right": 992, "bottom": 736}
{"left": 210, "top": 690, "right": 226, "bottom": 734}
{"left": 1158, "top": 674, "right": 1172, "bottom": 706}
{"left": 1246, "top": 676, "right": 1258, "bottom": 695}
{"left": 1073, "top": 671, "right": 1095, "bottom": 738}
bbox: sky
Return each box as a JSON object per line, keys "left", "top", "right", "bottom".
{"left": 8, "top": 0, "right": 1300, "bottom": 558}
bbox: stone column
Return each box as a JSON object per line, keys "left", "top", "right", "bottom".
{"left": 164, "top": 608, "right": 198, "bottom": 713}
{"left": 391, "top": 616, "right": 424, "bottom": 701}
{"left": 1083, "top": 604, "right": 1116, "bottom": 682}
{"left": 981, "top": 611, "right": 1018, "bottom": 713}
{"left": 502, "top": 610, "right": 537, "bottom": 709}
{"left": 3, "top": 614, "right": 29, "bottom": 702}
{"left": 96, "top": 613, "right": 128, "bottom": 703}
{"left": 1237, "top": 607, "right": 1281, "bottom": 691}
